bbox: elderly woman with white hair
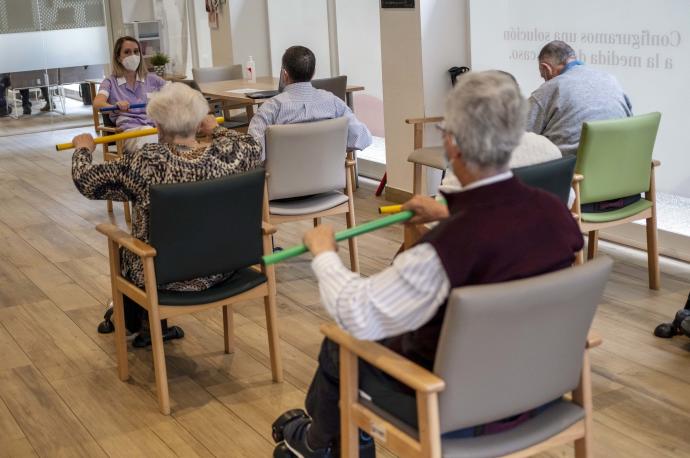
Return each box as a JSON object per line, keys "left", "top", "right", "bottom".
{"left": 71, "top": 82, "right": 262, "bottom": 345}
{"left": 270, "top": 71, "right": 584, "bottom": 457}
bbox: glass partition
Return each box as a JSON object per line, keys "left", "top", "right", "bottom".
{"left": 0, "top": 0, "right": 108, "bottom": 130}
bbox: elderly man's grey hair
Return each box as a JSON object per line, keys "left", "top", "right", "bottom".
{"left": 538, "top": 40, "right": 576, "bottom": 65}
{"left": 444, "top": 70, "right": 526, "bottom": 169}
{"left": 147, "top": 82, "right": 209, "bottom": 138}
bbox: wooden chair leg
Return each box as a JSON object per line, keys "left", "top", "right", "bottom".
{"left": 107, "top": 200, "right": 114, "bottom": 213}
{"left": 587, "top": 231, "right": 598, "bottom": 260}
{"left": 123, "top": 201, "right": 132, "bottom": 224}
{"left": 148, "top": 309, "right": 171, "bottom": 415}
{"left": 646, "top": 215, "right": 660, "bottom": 290}
{"left": 263, "top": 268, "right": 283, "bottom": 383}
{"left": 575, "top": 249, "right": 585, "bottom": 265}
{"left": 346, "top": 210, "right": 359, "bottom": 273}
{"left": 339, "top": 346, "right": 359, "bottom": 458}
{"left": 413, "top": 163, "right": 423, "bottom": 195}
{"left": 112, "top": 291, "right": 129, "bottom": 381}
{"left": 223, "top": 305, "right": 235, "bottom": 354}
{"left": 573, "top": 350, "right": 593, "bottom": 458}
{"left": 313, "top": 217, "right": 321, "bottom": 227}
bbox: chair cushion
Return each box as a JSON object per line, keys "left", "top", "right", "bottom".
{"left": 441, "top": 400, "right": 584, "bottom": 458}
{"left": 408, "top": 147, "right": 446, "bottom": 170}
{"left": 158, "top": 268, "right": 266, "bottom": 306}
{"left": 581, "top": 198, "right": 652, "bottom": 224}
{"left": 269, "top": 191, "right": 349, "bottom": 216}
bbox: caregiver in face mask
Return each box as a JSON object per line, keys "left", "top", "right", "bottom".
{"left": 93, "top": 36, "right": 168, "bottom": 153}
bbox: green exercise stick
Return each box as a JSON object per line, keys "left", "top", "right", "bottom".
{"left": 262, "top": 210, "right": 414, "bottom": 265}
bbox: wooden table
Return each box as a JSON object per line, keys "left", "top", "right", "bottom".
{"left": 198, "top": 76, "right": 365, "bottom": 120}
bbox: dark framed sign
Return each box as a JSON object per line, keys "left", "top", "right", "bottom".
{"left": 381, "top": 0, "right": 414, "bottom": 8}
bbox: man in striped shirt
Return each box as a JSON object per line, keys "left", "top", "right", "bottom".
{"left": 272, "top": 71, "right": 583, "bottom": 458}
{"left": 248, "top": 46, "right": 372, "bottom": 160}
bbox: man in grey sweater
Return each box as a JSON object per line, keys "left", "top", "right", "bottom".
{"left": 526, "top": 40, "right": 633, "bottom": 156}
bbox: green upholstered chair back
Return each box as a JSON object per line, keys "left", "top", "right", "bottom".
{"left": 575, "top": 112, "right": 661, "bottom": 204}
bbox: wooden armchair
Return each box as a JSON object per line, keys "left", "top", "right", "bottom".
{"left": 405, "top": 116, "right": 445, "bottom": 195}
{"left": 263, "top": 117, "right": 359, "bottom": 272}
{"left": 97, "top": 169, "right": 283, "bottom": 415}
{"left": 325, "top": 257, "right": 613, "bottom": 457}
{"left": 570, "top": 113, "right": 662, "bottom": 289}
{"left": 88, "top": 82, "right": 131, "bottom": 224}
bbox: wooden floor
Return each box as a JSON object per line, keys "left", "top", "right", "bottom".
{"left": 1, "top": 127, "right": 690, "bottom": 457}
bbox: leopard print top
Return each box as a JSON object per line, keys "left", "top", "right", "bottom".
{"left": 72, "top": 126, "right": 262, "bottom": 291}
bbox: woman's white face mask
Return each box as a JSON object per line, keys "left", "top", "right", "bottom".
{"left": 122, "top": 54, "right": 141, "bottom": 72}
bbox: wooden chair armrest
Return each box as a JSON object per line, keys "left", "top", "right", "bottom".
{"left": 652, "top": 159, "right": 661, "bottom": 168}
{"left": 96, "top": 223, "right": 157, "bottom": 258}
{"left": 96, "top": 126, "right": 121, "bottom": 134}
{"left": 572, "top": 173, "right": 584, "bottom": 183}
{"left": 586, "top": 332, "right": 602, "bottom": 349}
{"left": 321, "top": 323, "right": 445, "bottom": 393}
{"left": 404, "top": 116, "right": 444, "bottom": 125}
{"left": 262, "top": 221, "right": 277, "bottom": 235}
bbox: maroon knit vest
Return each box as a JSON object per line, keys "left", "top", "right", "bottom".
{"left": 385, "top": 177, "right": 584, "bottom": 370}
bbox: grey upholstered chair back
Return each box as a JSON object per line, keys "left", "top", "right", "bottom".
{"left": 192, "top": 64, "right": 243, "bottom": 83}
{"left": 434, "top": 257, "right": 613, "bottom": 434}
{"left": 512, "top": 156, "right": 576, "bottom": 206}
{"left": 265, "top": 117, "right": 348, "bottom": 200}
{"left": 311, "top": 75, "right": 347, "bottom": 102}
{"left": 149, "top": 169, "right": 265, "bottom": 285}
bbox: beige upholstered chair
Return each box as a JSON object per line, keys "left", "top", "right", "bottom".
{"left": 192, "top": 64, "right": 243, "bottom": 83}
{"left": 192, "top": 64, "right": 248, "bottom": 128}
{"left": 405, "top": 116, "right": 445, "bottom": 195}
{"left": 324, "top": 256, "right": 613, "bottom": 457}
{"left": 312, "top": 75, "right": 347, "bottom": 102}
{"left": 264, "top": 117, "right": 359, "bottom": 272}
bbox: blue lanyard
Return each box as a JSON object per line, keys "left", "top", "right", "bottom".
{"left": 562, "top": 60, "right": 584, "bottom": 74}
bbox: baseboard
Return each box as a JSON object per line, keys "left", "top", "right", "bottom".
{"left": 384, "top": 186, "right": 412, "bottom": 203}
{"left": 357, "top": 158, "right": 385, "bottom": 181}
{"left": 599, "top": 223, "right": 690, "bottom": 263}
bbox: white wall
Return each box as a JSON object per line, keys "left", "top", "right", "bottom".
{"left": 469, "top": 0, "right": 690, "bottom": 198}
{"left": 335, "top": 0, "right": 385, "bottom": 136}
{"left": 266, "top": 0, "right": 331, "bottom": 79}
{"left": 121, "top": 0, "right": 154, "bottom": 22}
{"left": 230, "top": 0, "right": 271, "bottom": 77}
{"left": 379, "top": 6, "right": 425, "bottom": 194}
{"left": 191, "top": 0, "right": 213, "bottom": 69}
{"left": 419, "top": 0, "right": 471, "bottom": 192}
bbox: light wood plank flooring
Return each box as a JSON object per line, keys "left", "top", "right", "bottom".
{"left": 1, "top": 127, "right": 690, "bottom": 457}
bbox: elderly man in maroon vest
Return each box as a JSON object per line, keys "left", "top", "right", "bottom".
{"left": 272, "top": 71, "right": 584, "bottom": 458}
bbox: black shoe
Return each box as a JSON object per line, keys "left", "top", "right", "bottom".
{"left": 22, "top": 106, "right": 31, "bottom": 115}
{"left": 654, "top": 322, "right": 677, "bottom": 338}
{"left": 275, "top": 417, "right": 334, "bottom": 458}
{"left": 0, "top": 105, "right": 11, "bottom": 117}
{"left": 272, "top": 413, "right": 376, "bottom": 458}
{"left": 680, "top": 318, "right": 690, "bottom": 337}
{"left": 132, "top": 325, "right": 185, "bottom": 347}
{"left": 273, "top": 409, "right": 309, "bottom": 442}
{"left": 654, "top": 309, "right": 690, "bottom": 338}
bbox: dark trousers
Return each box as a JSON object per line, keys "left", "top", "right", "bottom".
{"left": 122, "top": 294, "right": 168, "bottom": 334}
{"left": 305, "top": 338, "right": 418, "bottom": 448}
{"left": 0, "top": 75, "right": 10, "bottom": 113}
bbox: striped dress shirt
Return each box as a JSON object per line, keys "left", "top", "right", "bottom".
{"left": 248, "top": 82, "right": 372, "bottom": 159}
{"left": 311, "top": 172, "right": 514, "bottom": 341}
